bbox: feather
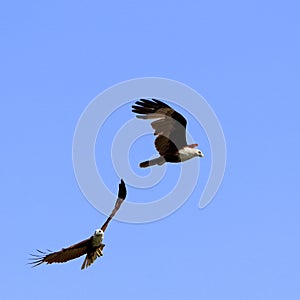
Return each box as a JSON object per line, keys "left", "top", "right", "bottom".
{"left": 132, "top": 99, "right": 188, "bottom": 155}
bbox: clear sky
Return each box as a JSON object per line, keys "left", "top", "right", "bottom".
{"left": 1, "top": 1, "right": 300, "bottom": 299}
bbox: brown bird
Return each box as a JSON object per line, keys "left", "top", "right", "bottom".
{"left": 29, "top": 179, "right": 127, "bottom": 270}
{"left": 132, "top": 99, "right": 204, "bottom": 168}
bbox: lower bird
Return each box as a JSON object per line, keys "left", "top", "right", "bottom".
{"left": 29, "top": 179, "right": 127, "bottom": 270}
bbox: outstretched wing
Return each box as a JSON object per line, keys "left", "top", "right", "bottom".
{"left": 29, "top": 237, "right": 92, "bottom": 267}
{"left": 132, "top": 99, "right": 188, "bottom": 155}
{"left": 101, "top": 179, "right": 127, "bottom": 232}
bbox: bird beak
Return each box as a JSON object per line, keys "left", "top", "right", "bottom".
{"left": 199, "top": 152, "right": 204, "bottom": 158}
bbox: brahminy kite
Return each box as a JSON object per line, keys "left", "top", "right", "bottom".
{"left": 30, "top": 179, "right": 127, "bottom": 270}
{"left": 132, "top": 99, "right": 204, "bottom": 168}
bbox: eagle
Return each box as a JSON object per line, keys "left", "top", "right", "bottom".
{"left": 29, "top": 179, "right": 127, "bottom": 270}
{"left": 132, "top": 99, "right": 204, "bottom": 168}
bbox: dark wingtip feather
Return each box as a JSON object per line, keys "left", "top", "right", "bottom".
{"left": 36, "top": 249, "right": 46, "bottom": 254}
{"left": 139, "top": 99, "right": 155, "bottom": 104}
{"left": 118, "top": 179, "right": 127, "bottom": 199}
{"left": 28, "top": 250, "right": 49, "bottom": 267}
{"left": 28, "top": 259, "right": 44, "bottom": 268}
{"left": 132, "top": 99, "right": 170, "bottom": 116}
{"left": 29, "top": 254, "right": 42, "bottom": 258}
{"left": 132, "top": 99, "right": 159, "bottom": 109}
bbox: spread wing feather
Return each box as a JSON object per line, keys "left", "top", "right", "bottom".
{"left": 29, "top": 237, "right": 92, "bottom": 267}
{"left": 132, "top": 99, "right": 188, "bottom": 155}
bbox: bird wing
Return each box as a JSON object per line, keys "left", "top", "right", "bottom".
{"left": 132, "top": 99, "right": 188, "bottom": 156}
{"left": 29, "top": 237, "right": 92, "bottom": 267}
{"left": 101, "top": 179, "right": 127, "bottom": 232}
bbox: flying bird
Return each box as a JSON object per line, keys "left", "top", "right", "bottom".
{"left": 132, "top": 99, "right": 204, "bottom": 168}
{"left": 29, "top": 179, "right": 127, "bottom": 270}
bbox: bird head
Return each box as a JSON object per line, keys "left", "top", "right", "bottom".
{"left": 187, "top": 144, "right": 204, "bottom": 158}
{"left": 197, "top": 150, "right": 204, "bottom": 158}
{"left": 94, "top": 229, "right": 104, "bottom": 237}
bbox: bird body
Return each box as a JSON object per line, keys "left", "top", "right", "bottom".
{"left": 80, "top": 229, "right": 105, "bottom": 270}
{"left": 91, "top": 229, "right": 104, "bottom": 247}
{"left": 132, "top": 99, "right": 204, "bottom": 168}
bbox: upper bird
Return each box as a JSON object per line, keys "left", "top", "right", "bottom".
{"left": 132, "top": 99, "right": 204, "bottom": 168}
{"left": 29, "top": 179, "right": 127, "bottom": 270}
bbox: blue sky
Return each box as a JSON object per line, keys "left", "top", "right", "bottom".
{"left": 1, "top": 1, "right": 300, "bottom": 299}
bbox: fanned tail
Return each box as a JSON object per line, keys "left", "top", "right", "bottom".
{"left": 81, "top": 244, "right": 105, "bottom": 270}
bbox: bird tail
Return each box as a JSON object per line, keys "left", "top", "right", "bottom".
{"left": 81, "top": 244, "right": 105, "bottom": 270}
{"left": 139, "top": 157, "right": 165, "bottom": 168}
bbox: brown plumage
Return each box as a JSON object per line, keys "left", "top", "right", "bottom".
{"left": 132, "top": 99, "right": 203, "bottom": 167}
{"left": 29, "top": 179, "right": 127, "bottom": 270}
